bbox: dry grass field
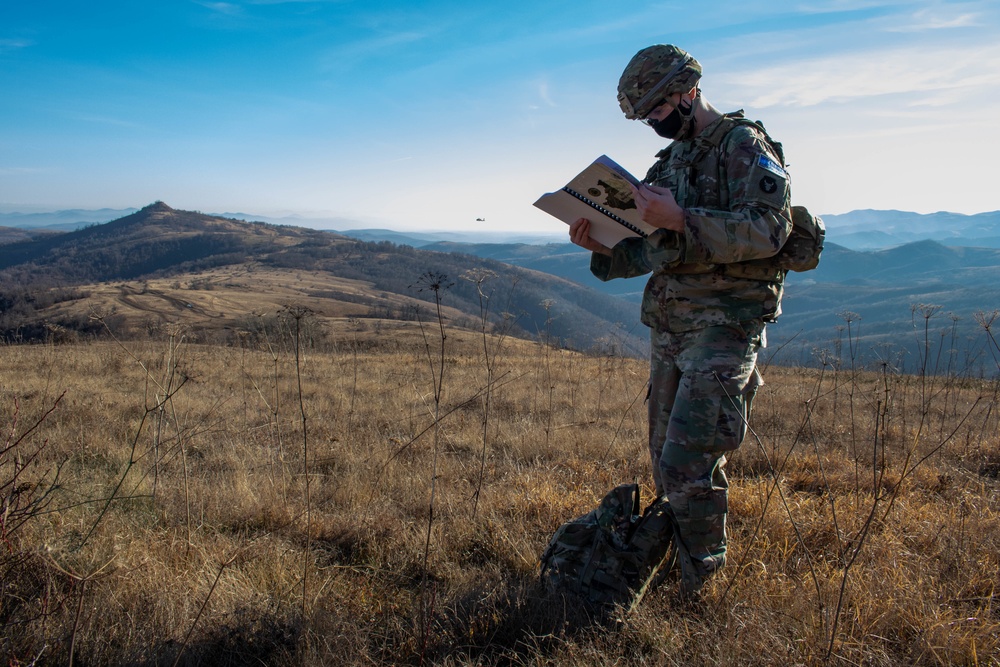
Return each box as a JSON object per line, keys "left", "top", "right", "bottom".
{"left": 22, "top": 266, "right": 472, "bottom": 344}
{"left": 1, "top": 309, "right": 999, "bottom": 665}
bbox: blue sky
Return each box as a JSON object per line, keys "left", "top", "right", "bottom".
{"left": 2, "top": 1, "right": 998, "bottom": 234}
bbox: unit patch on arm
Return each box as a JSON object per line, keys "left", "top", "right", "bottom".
{"left": 746, "top": 153, "right": 789, "bottom": 209}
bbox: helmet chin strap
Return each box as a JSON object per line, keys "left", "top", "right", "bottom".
{"left": 672, "top": 88, "right": 701, "bottom": 141}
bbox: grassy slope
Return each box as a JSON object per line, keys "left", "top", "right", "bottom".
{"left": 1, "top": 325, "right": 998, "bottom": 665}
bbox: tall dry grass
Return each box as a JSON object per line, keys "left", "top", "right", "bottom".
{"left": 0, "top": 310, "right": 998, "bottom": 666}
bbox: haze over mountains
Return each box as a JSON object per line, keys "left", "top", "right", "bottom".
{"left": 344, "top": 209, "right": 1000, "bottom": 253}
{"left": 821, "top": 210, "right": 1000, "bottom": 250}
{"left": 5, "top": 206, "right": 1000, "bottom": 250}
{"left": 0, "top": 207, "right": 139, "bottom": 232}
{"left": 0, "top": 207, "right": 560, "bottom": 244}
{"left": 2, "top": 203, "right": 999, "bottom": 374}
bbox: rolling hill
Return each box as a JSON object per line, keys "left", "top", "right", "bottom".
{"left": 0, "top": 202, "right": 643, "bottom": 353}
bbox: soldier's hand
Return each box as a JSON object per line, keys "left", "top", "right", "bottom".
{"left": 631, "top": 183, "right": 685, "bottom": 232}
{"left": 569, "top": 218, "right": 612, "bottom": 256}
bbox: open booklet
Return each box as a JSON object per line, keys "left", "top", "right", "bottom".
{"left": 533, "top": 155, "right": 658, "bottom": 249}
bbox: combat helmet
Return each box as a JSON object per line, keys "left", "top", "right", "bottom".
{"left": 617, "top": 45, "right": 702, "bottom": 120}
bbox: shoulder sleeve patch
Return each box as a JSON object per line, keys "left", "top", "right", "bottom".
{"left": 744, "top": 152, "right": 789, "bottom": 209}
{"left": 757, "top": 154, "right": 786, "bottom": 177}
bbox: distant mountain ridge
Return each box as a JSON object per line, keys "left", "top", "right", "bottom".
{"left": 0, "top": 207, "right": 139, "bottom": 231}
{"left": 821, "top": 209, "right": 1000, "bottom": 249}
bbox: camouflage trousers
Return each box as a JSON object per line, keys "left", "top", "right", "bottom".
{"left": 648, "top": 320, "right": 764, "bottom": 586}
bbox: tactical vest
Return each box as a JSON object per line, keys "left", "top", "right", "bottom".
{"left": 644, "top": 112, "right": 794, "bottom": 282}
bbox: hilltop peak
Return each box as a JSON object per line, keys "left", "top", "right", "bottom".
{"left": 139, "top": 201, "right": 174, "bottom": 213}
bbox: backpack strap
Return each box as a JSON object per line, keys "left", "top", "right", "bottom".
{"left": 698, "top": 111, "right": 785, "bottom": 166}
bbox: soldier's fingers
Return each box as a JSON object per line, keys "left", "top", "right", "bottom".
{"left": 569, "top": 218, "right": 590, "bottom": 245}
{"left": 645, "top": 184, "right": 678, "bottom": 205}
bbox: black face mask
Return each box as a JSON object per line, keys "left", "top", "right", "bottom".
{"left": 649, "top": 99, "right": 694, "bottom": 140}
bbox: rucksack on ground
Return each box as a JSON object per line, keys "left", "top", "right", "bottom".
{"left": 539, "top": 483, "right": 677, "bottom": 612}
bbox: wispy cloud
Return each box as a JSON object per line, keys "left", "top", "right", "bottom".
{"left": 246, "top": 0, "right": 349, "bottom": 4}
{"left": 793, "top": 0, "right": 915, "bottom": 13}
{"left": 718, "top": 43, "right": 1000, "bottom": 107}
{"left": 887, "top": 11, "right": 980, "bottom": 32}
{"left": 0, "top": 167, "right": 49, "bottom": 176}
{"left": 69, "top": 114, "right": 146, "bottom": 130}
{"left": 0, "top": 38, "right": 34, "bottom": 54}
{"left": 318, "top": 30, "right": 433, "bottom": 73}
{"left": 192, "top": 1, "right": 244, "bottom": 16}
{"left": 535, "top": 80, "right": 556, "bottom": 108}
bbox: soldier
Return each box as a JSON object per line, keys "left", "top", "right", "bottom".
{"left": 569, "top": 44, "right": 793, "bottom": 597}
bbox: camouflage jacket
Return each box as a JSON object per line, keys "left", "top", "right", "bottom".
{"left": 590, "top": 111, "right": 793, "bottom": 333}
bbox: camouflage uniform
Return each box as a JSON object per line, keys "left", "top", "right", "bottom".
{"left": 590, "top": 109, "right": 792, "bottom": 591}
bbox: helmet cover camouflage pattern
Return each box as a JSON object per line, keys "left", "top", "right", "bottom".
{"left": 617, "top": 44, "right": 702, "bottom": 120}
